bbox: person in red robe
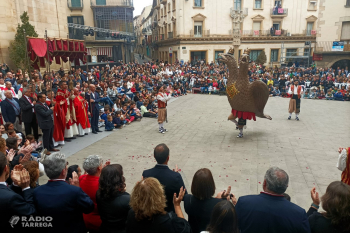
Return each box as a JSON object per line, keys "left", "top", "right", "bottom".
{"left": 73, "top": 88, "right": 91, "bottom": 137}
{"left": 53, "top": 81, "right": 70, "bottom": 144}
{"left": 337, "top": 147, "right": 350, "bottom": 185}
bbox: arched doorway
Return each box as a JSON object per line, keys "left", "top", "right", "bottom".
{"left": 331, "top": 59, "right": 350, "bottom": 69}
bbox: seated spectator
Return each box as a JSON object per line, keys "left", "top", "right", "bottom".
{"left": 273, "top": 86, "right": 281, "bottom": 96}
{"left": 80, "top": 155, "right": 107, "bottom": 233}
{"left": 344, "top": 90, "right": 350, "bottom": 101}
{"left": 304, "top": 90, "right": 310, "bottom": 99}
{"left": 142, "top": 143, "right": 187, "bottom": 213}
{"left": 184, "top": 168, "right": 235, "bottom": 233}
{"left": 33, "top": 152, "right": 94, "bottom": 233}
{"left": 204, "top": 201, "right": 239, "bottom": 233}
{"left": 307, "top": 182, "right": 350, "bottom": 233}
{"left": 105, "top": 115, "right": 115, "bottom": 131}
{"left": 113, "top": 111, "right": 125, "bottom": 129}
{"left": 334, "top": 90, "right": 344, "bottom": 101}
{"left": 97, "top": 164, "right": 130, "bottom": 233}
{"left": 325, "top": 90, "right": 333, "bottom": 100}
{"left": 0, "top": 154, "right": 36, "bottom": 233}
{"left": 141, "top": 100, "right": 157, "bottom": 118}
{"left": 65, "top": 164, "right": 82, "bottom": 183}
{"left": 128, "top": 102, "right": 142, "bottom": 121}
{"left": 318, "top": 90, "right": 325, "bottom": 99}
{"left": 235, "top": 167, "right": 310, "bottom": 233}
{"left": 121, "top": 105, "right": 134, "bottom": 124}
{"left": 127, "top": 177, "right": 191, "bottom": 233}
{"left": 26, "top": 134, "right": 42, "bottom": 151}
{"left": 0, "top": 124, "right": 8, "bottom": 139}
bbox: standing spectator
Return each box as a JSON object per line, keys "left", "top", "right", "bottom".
{"left": 97, "top": 164, "right": 130, "bottom": 233}
{"left": 184, "top": 168, "right": 234, "bottom": 233}
{"left": 204, "top": 201, "right": 239, "bottom": 233}
{"left": 34, "top": 93, "right": 58, "bottom": 155}
{"left": 307, "top": 183, "right": 350, "bottom": 233}
{"left": 126, "top": 178, "right": 191, "bottom": 233}
{"left": 33, "top": 153, "right": 94, "bottom": 233}
{"left": 142, "top": 143, "right": 187, "bottom": 212}
{"left": 86, "top": 84, "right": 102, "bottom": 134}
{"left": 0, "top": 154, "right": 36, "bottom": 233}
{"left": 235, "top": 167, "right": 310, "bottom": 233}
{"left": 80, "top": 155, "right": 106, "bottom": 232}
{"left": 19, "top": 88, "right": 38, "bottom": 140}
{"left": 1, "top": 90, "right": 22, "bottom": 132}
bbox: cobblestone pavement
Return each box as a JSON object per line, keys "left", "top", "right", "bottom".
{"left": 41, "top": 94, "right": 350, "bottom": 210}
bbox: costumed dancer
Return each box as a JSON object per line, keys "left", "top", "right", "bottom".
{"left": 217, "top": 48, "right": 272, "bottom": 139}
{"left": 157, "top": 86, "right": 171, "bottom": 134}
{"left": 337, "top": 147, "right": 350, "bottom": 185}
{"left": 73, "top": 88, "right": 91, "bottom": 137}
{"left": 288, "top": 79, "right": 303, "bottom": 121}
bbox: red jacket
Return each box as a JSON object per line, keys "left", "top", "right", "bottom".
{"left": 79, "top": 174, "right": 101, "bottom": 231}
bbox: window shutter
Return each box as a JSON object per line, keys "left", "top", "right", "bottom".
{"left": 341, "top": 21, "right": 350, "bottom": 40}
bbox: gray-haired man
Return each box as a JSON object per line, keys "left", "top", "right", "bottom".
{"left": 19, "top": 87, "right": 38, "bottom": 139}
{"left": 34, "top": 153, "right": 94, "bottom": 232}
{"left": 235, "top": 167, "right": 310, "bottom": 233}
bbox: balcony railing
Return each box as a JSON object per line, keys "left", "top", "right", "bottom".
{"left": 188, "top": 29, "right": 210, "bottom": 38}
{"left": 303, "top": 30, "right": 317, "bottom": 36}
{"left": 90, "top": 0, "right": 134, "bottom": 7}
{"left": 168, "top": 32, "right": 173, "bottom": 39}
{"left": 241, "top": 30, "right": 288, "bottom": 37}
{"left": 270, "top": 7, "right": 288, "bottom": 17}
{"left": 68, "top": 0, "right": 84, "bottom": 10}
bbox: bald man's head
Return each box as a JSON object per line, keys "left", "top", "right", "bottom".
{"left": 4, "top": 90, "right": 12, "bottom": 99}
{"left": 73, "top": 88, "right": 79, "bottom": 95}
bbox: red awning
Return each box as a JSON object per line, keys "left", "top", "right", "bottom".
{"left": 27, "top": 38, "right": 87, "bottom": 69}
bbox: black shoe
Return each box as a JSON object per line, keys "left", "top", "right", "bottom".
{"left": 92, "top": 131, "right": 98, "bottom": 134}
{"left": 77, "top": 135, "right": 84, "bottom": 137}
{"left": 65, "top": 139, "right": 71, "bottom": 142}
{"left": 97, "top": 130, "right": 103, "bottom": 132}
{"left": 84, "top": 133, "right": 88, "bottom": 135}
{"left": 296, "top": 117, "right": 299, "bottom": 121}
{"left": 288, "top": 116, "right": 291, "bottom": 120}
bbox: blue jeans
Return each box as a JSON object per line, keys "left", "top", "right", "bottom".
{"left": 100, "top": 97, "right": 114, "bottom": 107}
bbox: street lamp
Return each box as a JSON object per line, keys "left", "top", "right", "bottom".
{"left": 230, "top": 7, "right": 248, "bottom": 64}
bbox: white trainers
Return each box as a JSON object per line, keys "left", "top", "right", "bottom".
{"left": 159, "top": 129, "right": 165, "bottom": 134}
{"left": 161, "top": 127, "right": 168, "bottom": 132}
{"left": 237, "top": 133, "right": 243, "bottom": 138}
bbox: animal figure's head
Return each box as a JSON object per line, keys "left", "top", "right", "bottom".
{"left": 217, "top": 48, "right": 237, "bottom": 67}
{"left": 240, "top": 49, "right": 250, "bottom": 64}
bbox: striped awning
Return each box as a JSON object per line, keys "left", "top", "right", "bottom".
{"left": 86, "top": 48, "right": 92, "bottom": 56}
{"left": 97, "top": 47, "right": 113, "bottom": 57}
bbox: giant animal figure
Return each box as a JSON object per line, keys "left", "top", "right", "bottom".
{"left": 218, "top": 48, "right": 272, "bottom": 121}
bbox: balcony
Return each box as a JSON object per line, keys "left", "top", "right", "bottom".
{"left": 90, "top": 0, "right": 134, "bottom": 8}
{"left": 270, "top": 7, "right": 288, "bottom": 17}
{"left": 168, "top": 32, "right": 173, "bottom": 39}
{"left": 161, "top": 0, "right": 167, "bottom": 5}
{"left": 303, "top": 30, "right": 317, "bottom": 36}
{"left": 188, "top": 29, "right": 210, "bottom": 38}
{"left": 242, "top": 30, "right": 288, "bottom": 37}
{"left": 68, "top": 0, "right": 84, "bottom": 10}
{"left": 154, "top": 4, "right": 160, "bottom": 9}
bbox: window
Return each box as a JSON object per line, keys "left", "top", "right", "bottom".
{"left": 253, "top": 21, "right": 261, "bottom": 31}
{"left": 71, "top": 0, "right": 82, "bottom": 7}
{"left": 194, "top": 0, "right": 202, "bottom": 7}
{"left": 250, "top": 50, "right": 262, "bottom": 61}
{"left": 308, "top": 0, "right": 317, "bottom": 10}
{"left": 306, "top": 22, "right": 314, "bottom": 35}
{"left": 168, "top": 3, "right": 170, "bottom": 12}
{"left": 273, "top": 22, "right": 280, "bottom": 30}
{"left": 194, "top": 22, "right": 203, "bottom": 37}
{"left": 234, "top": 0, "right": 241, "bottom": 10}
{"left": 215, "top": 50, "right": 224, "bottom": 63}
{"left": 304, "top": 48, "right": 311, "bottom": 56}
{"left": 255, "top": 0, "right": 262, "bottom": 9}
{"left": 286, "top": 49, "right": 297, "bottom": 57}
{"left": 173, "top": 0, "right": 176, "bottom": 10}
{"left": 68, "top": 16, "right": 84, "bottom": 40}
{"left": 347, "top": 0, "right": 350, "bottom": 7}
{"left": 274, "top": 0, "right": 282, "bottom": 7}
{"left": 271, "top": 49, "right": 279, "bottom": 62}
{"left": 96, "top": 0, "right": 106, "bottom": 5}
{"left": 341, "top": 21, "right": 350, "bottom": 40}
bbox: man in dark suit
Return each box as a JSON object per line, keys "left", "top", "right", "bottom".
{"left": 235, "top": 167, "right": 311, "bottom": 233}
{"left": 86, "top": 84, "right": 102, "bottom": 134}
{"left": 19, "top": 87, "right": 38, "bottom": 140}
{"left": 1, "top": 90, "right": 22, "bottom": 132}
{"left": 33, "top": 152, "right": 94, "bottom": 233}
{"left": 34, "top": 93, "right": 59, "bottom": 155}
{"left": 0, "top": 153, "right": 36, "bottom": 232}
{"left": 142, "top": 143, "right": 187, "bottom": 212}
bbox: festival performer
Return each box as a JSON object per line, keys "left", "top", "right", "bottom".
{"left": 218, "top": 48, "right": 272, "bottom": 138}
{"left": 288, "top": 79, "right": 303, "bottom": 121}
{"left": 53, "top": 81, "right": 77, "bottom": 144}
{"left": 337, "top": 147, "right": 350, "bottom": 185}
{"left": 73, "top": 88, "right": 91, "bottom": 137}
{"left": 157, "top": 85, "right": 171, "bottom": 134}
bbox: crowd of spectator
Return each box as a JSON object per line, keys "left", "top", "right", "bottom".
{"left": 1, "top": 143, "right": 350, "bottom": 233}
